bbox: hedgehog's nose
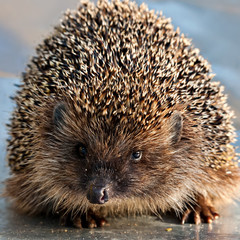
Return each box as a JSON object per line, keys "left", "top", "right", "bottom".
{"left": 87, "top": 185, "right": 109, "bottom": 204}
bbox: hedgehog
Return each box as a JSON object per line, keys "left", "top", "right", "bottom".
{"left": 5, "top": 0, "right": 240, "bottom": 228}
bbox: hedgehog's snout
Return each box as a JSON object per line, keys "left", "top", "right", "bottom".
{"left": 87, "top": 184, "right": 110, "bottom": 204}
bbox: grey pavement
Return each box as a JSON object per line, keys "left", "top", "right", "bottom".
{"left": 0, "top": 0, "right": 240, "bottom": 239}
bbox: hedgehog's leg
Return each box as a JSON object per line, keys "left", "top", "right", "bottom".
{"left": 60, "top": 210, "right": 109, "bottom": 228}
{"left": 74, "top": 210, "right": 109, "bottom": 229}
{"left": 181, "top": 196, "right": 219, "bottom": 224}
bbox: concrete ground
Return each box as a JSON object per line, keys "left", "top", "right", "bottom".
{"left": 0, "top": 0, "right": 240, "bottom": 239}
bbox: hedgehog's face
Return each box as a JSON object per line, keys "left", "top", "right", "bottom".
{"left": 40, "top": 101, "right": 200, "bottom": 209}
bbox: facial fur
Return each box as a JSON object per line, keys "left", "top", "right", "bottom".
{"left": 12, "top": 98, "right": 204, "bottom": 217}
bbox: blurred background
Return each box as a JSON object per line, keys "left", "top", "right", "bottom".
{"left": 0, "top": 0, "right": 240, "bottom": 239}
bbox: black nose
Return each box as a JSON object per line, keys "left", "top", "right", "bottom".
{"left": 87, "top": 186, "right": 109, "bottom": 204}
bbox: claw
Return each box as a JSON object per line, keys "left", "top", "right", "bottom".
{"left": 181, "top": 208, "right": 191, "bottom": 224}
{"left": 73, "top": 217, "right": 83, "bottom": 228}
{"left": 194, "top": 211, "right": 201, "bottom": 225}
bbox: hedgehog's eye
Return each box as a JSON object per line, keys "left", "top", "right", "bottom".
{"left": 77, "top": 144, "right": 87, "bottom": 158}
{"left": 131, "top": 151, "right": 142, "bottom": 162}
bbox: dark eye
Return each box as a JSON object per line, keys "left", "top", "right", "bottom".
{"left": 77, "top": 144, "right": 87, "bottom": 158}
{"left": 131, "top": 151, "right": 142, "bottom": 162}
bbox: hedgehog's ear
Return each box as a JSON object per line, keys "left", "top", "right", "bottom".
{"left": 53, "top": 103, "right": 67, "bottom": 128}
{"left": 169, "top": 111, "right": 183, "bottom": 145}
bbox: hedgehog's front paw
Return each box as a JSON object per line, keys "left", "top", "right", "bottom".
{"left": 74, "top": 211, "right": 109, "bottom": 228}
{"left": 60, "top": 210, "right": 109, "bottom": 228}
{"left": 181, "top": 196, "right": 219, "bottom": 224}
